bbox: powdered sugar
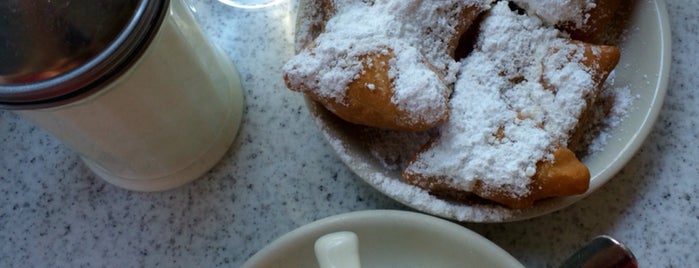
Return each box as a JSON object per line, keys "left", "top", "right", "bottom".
{"left": 587, "top": 82, "right": 637, "bottom": 153}
{"left": 512, "top": 0, "right": 596, "bottom": 28}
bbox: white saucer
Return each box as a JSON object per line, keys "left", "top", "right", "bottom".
{"left": 243, "top": 210, "right": 524, "bottom": 268}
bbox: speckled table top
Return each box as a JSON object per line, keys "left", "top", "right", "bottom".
{"left": 1, "top": 0, "right": 697, "bottom": 267}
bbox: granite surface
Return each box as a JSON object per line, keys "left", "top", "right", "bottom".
{"left": 1, "top": 0, "right": 697, "bottom": 267}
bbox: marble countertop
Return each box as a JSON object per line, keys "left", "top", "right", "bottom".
{"left": 1, "top": 0, "right": 697, "bottom": 266}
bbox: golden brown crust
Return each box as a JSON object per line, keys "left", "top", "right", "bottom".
{"left": 476, "top": 148, "right": 590, "bottom": 209}
{"left": 295, "top": 50, "right": 450, "bottom": 131}
{"left": 403, "top": 147, "right": 590, "bottom": 209}
{"left": 446, "top": 6, "right": 484, "bottom": 58}
{"left": 560, "top": 0, "right": 635, "bottom": 45}
{"left": 530, "top": 148, "right": 590, "bottom": 199}
{"left": 567, "top": 42, "right": 621, "bottom": 153}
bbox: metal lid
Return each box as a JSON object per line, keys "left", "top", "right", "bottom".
{"left": 0, "top": 0, "right": 168, "bottom": 109}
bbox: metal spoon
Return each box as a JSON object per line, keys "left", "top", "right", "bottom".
{"left": 560, "top": 235, "right": 638, "bottom": 268}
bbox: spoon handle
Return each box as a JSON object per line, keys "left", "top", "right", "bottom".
{"left": 560, "top": 235, "right": 638, "bottom": 268}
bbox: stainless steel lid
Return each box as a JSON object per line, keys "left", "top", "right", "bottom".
{"left": 0, "top": 0, "right": 169, "bottom": 109}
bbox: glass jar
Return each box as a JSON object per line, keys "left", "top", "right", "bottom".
{"left": 0, "top": 0, "right": 244, "bottom": 191}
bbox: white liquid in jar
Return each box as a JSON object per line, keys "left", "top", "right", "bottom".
{"left": 19, "top": 0, "right": 244, "bottom": 191}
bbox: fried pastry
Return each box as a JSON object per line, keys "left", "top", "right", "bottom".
{"left": 564, "top": 0, "right": 634, "bottom": 45}
{"left": 512, "top": 0, "right": 633, "bottom": 45}
{"left": 283, "top": 0, "right": 487, "bottom": 131}
{"left": 402, "top": 2, "right": 620, "bottom": 209}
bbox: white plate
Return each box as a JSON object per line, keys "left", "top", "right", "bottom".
{"left": 301, "top": 0, "right": 671, "bottom": 222}
{"left": 243, "top": 210, "right": 524, "bottom": 267}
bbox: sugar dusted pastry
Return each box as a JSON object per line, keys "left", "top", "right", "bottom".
{"left": 402, "top": 2, "right": 620, "bottom": 209}
{"left": 283, "top": 0, "right": 487, "bottom": 131}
